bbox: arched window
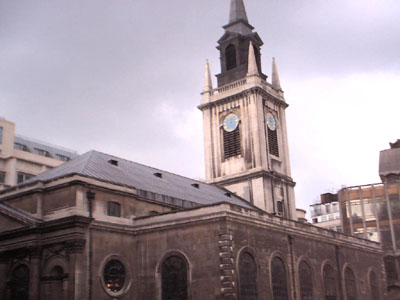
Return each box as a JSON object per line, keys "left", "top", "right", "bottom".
{"left": 323, "top": 265, "right": 337, "bottom": 300}
{"left": 344, "top": 267, "right": 357, "bottom": 300}
{"left": 226, "top": 44, "right": 237, "bottom": 70}
{"left": 271, "top": 257, "right": 289, "bottom": 300}
{"left": 299, "top": 260, "right": 313, "bottom": 300}
{"left": 9, "top": 265, "right": 30, "bottom": 300}
{"left": 369, "top": 271, "right": 379, "bottom": 300}
{"left": 239, "top": 252, "right": 258, "bottom": 300}
{"left": 161, "top": 255, "right": 188, "bottom": 300}
{"left": 107, "top": 201, "right": 121, "bottom": 217}
{"left": 49, "top": 266, "right": 65, "bottom": 300}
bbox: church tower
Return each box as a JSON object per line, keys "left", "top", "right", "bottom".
{"left": 199, "top": 0, "right": 296, "bottom": 219}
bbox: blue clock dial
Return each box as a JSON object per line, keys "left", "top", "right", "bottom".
{"left": 266, "top": 113, "right": 276, "bottom": 131}
{"left": 223, "top": 113, "right": 239, "bottom": 132}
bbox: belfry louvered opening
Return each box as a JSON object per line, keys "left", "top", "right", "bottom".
{"left": 268, "top": 128, "right": 279, "bottom": 157}
{"left": 223, "top": 126, "right": 241, "bottom": 159}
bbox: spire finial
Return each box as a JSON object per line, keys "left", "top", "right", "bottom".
{"left": 271, "top": 57, "right": 282, "bottom": 91}
{"left": 247, "top": 42, "right": 258, "bottom": 77}
{"left": 203, "top": 59, "right": 213, "bottom": 93}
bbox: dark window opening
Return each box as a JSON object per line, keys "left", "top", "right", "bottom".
{"left": 56, "top": 154, "right": 70, "bottom": 162}
{"left": 162, "top": 255, "right": 188, "bottom": 300}
{"left": 0, "top": 127, "right": 3, "bottom": 144}
{"left": 0, "top": 171, "right": 5, "bottom": 184}
{"left": 323, "top": 265, "right": 337, "bottom": 300}
{"left": 14, "top": 143, "right": 29, "bottom": 152}
{"left": 104, "top": 260, "right": 126, "bottom": 293}
{"left": 271, "top": 257, "right": 289, "bottom": 300}
{"left": 239, "top": 252, "right": 258, "bottom": 300}
{"left": 226, "top": 44, "right": 237, "bottom": 70}
{"left": 345, "top": 268, "right": 357, "bottom": 300}
{"left": 369, "top": 271, "right": 379, "bottom": 300}
{"left": 34, "top": 148, "right": 51, "bottom": 157}
{"left": 107, "top": 202, "right": 121, "bottom": 217}
{"left": 224, "top": 126, "right": 241, "bottom": 159}
{"left": 277, "top": 201, "right": 284, "bottom": 214}
{"left": 108, "top": 159, "right": 118, "bottom": 166}
{"left": 268, "top": 127, "right": 279, "bottom": 157}
{"left": 154, "top": 172, "right": 163, "bottom": 178}
{"left": 253, "top": 45, "right": 260, "bottom": 72}
{"left": 9, "top": 265, "right": 30, "bottom": 300}
{"left": 299, "top": 261, "right": 313, "bottom": 300}
{"left": 191, "top": 183, "right": 199, "bottom": 189}
{"left": 17, "top": 172, "right": 33, "bottom": 184}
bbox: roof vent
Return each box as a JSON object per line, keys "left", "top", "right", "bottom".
{"left": 108, "top": 159, "right": 119, "bottom": 166}
{"left": 154, "top": 172, "right": 163, "bottom": 178}
{"left": 225, "top": 192, "right": 232, "bottom": 198}
{"left": 191, "top": 183, "right": 200, "bottom": 189}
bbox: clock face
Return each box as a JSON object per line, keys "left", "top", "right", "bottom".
{"left": 223, "top": 113, "right": 239, "bottom": 132}
{"left": 266, "top": 113, "right": 276, "bottom": 131}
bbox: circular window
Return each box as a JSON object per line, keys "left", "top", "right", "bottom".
{"left": 100, "top": 256, "right": 131, "bottom": 297}
{"left": 104, "top": 260, "right": 125, "bottom": 292}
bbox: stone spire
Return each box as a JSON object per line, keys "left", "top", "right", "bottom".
{"left": 202, "top": 59, "right": 213, "bottom": 93}
{"left": 247, "top": 42, "right": 258, "bottom": 76}
{"left": 271, "top": 58, "right": 282, "bottom": 91}
{"left": 229, "top": 0, "right": 248, "bottom": 24}
{"left": 224, "top": 0, "right": 253, "bottom": 35}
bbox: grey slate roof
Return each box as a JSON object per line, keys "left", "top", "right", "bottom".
{"left": 14, "top": 135, "right": 78, "bottom": 161}
{"left": 20, "top": 151, "right": 256, "bottom": 210}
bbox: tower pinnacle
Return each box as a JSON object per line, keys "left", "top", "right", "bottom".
{"left": 271, "top": 58, "right": 282, "bottom": 91}
{"left": 202, "top": 59, "right": 213, "bottom": 93}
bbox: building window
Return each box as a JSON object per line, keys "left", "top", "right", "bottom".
{"left": 48, "top": 266, "right": 66, "bottom": 299}
{"left": 14, "top": 143, "right": 29, "bottom": 152}
{"left": 34, "top": 148, "right": 51, "bottom": 157}
{"left": 8, "top": 265, "right": 30, "bottom": 300}
{"left": 299, "top": 260, "right": 313, "bottom": 300}
{"left": 344, "top": 267, "right": 357, "bottom": 300}
{"left": 384, "top": 256, "right": 398, "bottom": 283}
{"left": 223, "top": 126, "right": 241, "bottom": 159}
{"left": 323, "top": 265, "right": 337, "bottom": 300}
{"left": 107, "top": 202, "right": 121, "bottom": 217}
{"left": 56, "top": 154, "right": 70, "bottom": 161}
{"left": 0, "top": 171, "right": 5, "bottom": 184}
{"left": 369, "top": 271, "right": 379, "bottom": 300}
{"left": 226, "top": 44, "right": 237, "bottom": 70}
{"left": 277, "top": 201, "right": 284, "bottom": 214}
{"left": 239, "top": 252, "right": 258, "bottom": 300}
{"left": 104, "top": 260, "right": 126, "bottom": 293}
{"left": 271, "top": 257, "right": 289, "bottom": 300}
{"left": 161, "top": 255, "right": 188, "bottom": 300}
{"left": 17, "top": 172, "right": 33, "bottom": 184}
{"left": 268, "top": 127, "right": 279, "bottom": 157}
{"left": 0, "top": 126, "right": 3, "bottom": 144}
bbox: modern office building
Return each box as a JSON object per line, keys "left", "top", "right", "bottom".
{"left": 339, "top": 140, "right": 400, "bottom": 297}
{"left": 310, "top": 193, "right": 341, "bottom": 232}
{"left": 0, "top": 118, "right": 77, "bottom": 189}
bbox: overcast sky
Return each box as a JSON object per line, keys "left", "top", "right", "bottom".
{"left": 1, "top": 0, "right": 399, "bottom": 215}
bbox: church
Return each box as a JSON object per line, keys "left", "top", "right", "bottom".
{"left": 0, "top": 1, "right": 388, "bottom": 299}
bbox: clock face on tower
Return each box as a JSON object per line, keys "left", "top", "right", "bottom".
{"left": 266, "top": 113, "right": 276, "bottom": 131}
{"left": 223, "top": 113, "right": 239, "bottom": 132}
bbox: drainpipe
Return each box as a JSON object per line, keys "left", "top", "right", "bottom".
{"left": 335, "top": 245, "right": 344, "bottom": 300}
{"left": 86, "top": 191, "right": 95, "bottom": 300}
{"left": 288, "top": 235, "right": 297, "bottom": 300}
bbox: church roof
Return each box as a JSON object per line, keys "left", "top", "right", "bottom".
{"left": 17, "top": 150, "right": 256, "bottom": 210}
